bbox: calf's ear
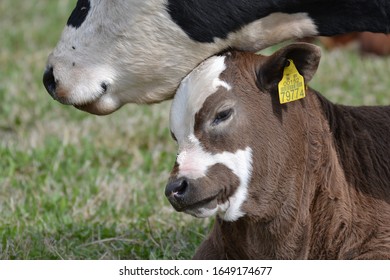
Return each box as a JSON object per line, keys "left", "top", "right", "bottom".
{"left": 257, "top": 43, "right": 321, "bottom": 91}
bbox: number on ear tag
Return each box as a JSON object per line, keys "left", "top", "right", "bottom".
{"left": 278, "top": 59, "right": 306, "bottom": 104}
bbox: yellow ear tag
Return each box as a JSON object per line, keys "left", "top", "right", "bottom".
{"left": 278, "top": 59, "right": 306, "bottom": 104}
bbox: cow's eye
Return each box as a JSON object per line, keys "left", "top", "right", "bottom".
{"left": 212, "top": 108, "right": 233, "bottom": 126}
{"left": 170, "top": 131, "right": 177, "bottom": 142}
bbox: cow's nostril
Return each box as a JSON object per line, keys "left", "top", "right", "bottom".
{"left": 43, "top": 66, "right": 57, "bottom": 98}
{"left": 101, "top": 82, "right": 108, "bottom": 93}
{"left": 165, "top": 178, "right": 189, "bottom": 198}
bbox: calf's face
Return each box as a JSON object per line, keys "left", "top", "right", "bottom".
{"left": 166, "top": 43, "right": 321, "bottom": 222}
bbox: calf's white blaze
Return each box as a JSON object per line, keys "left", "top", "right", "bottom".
{"left": 170, "top": 55, "right": 253, "bottom": 221}
{"left": 170, "top": 55, "right": 230, "bottom": 144}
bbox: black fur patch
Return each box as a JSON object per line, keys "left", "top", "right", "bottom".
{"left": 67, "top": 0, "right": 90, "bottom": 29}
{"left": 166, "top": 0, "right": 390, "bottom": 43}
{"left": 166, "top": 0, "right": 277, "bottom": 43}
{"left": 298, "top": 0, "right": 390, "bottom": 36}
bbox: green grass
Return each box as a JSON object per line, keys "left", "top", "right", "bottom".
{"left": 0, "top": 0, "right": 389, "bottom": 260}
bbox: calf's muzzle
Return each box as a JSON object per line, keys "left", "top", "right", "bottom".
{"left": 165, "top": 177, "right": 190, "bottom": 211}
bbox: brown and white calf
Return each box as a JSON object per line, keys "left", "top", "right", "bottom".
{"left": 165, "top": 43, "right": 390, "bottom": 259}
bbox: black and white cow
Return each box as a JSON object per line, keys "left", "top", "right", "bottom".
{"left": 43, "top": 0, "right": 390, "bottom": 115}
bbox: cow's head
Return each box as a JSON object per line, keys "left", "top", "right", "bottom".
{"left": 165, "top": 43, "right": 321, "bottom": 221}
{"left": 43, "top": 0, "right": 318, "bottom": 115}
{"left": 43, "top": 0, "right": 226, "bottom": 115}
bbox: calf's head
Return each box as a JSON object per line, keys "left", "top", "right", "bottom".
{"left": 166, "top": 43, "right": 321, "bottom": 222}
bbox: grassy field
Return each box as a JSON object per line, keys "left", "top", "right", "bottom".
{"left": 0, "top": 0, "right": 389, "bottom": 260}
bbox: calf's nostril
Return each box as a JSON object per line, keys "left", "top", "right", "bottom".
{"left": 176, "top": 179, "right": 188, "bottom": 196}
{"left": 43, "top": 66, "right": 57, "bottom": 98}
{"left": 165, "top": 178, "right": 189, "bottom": 198}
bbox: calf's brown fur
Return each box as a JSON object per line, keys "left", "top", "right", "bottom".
{"left": 168, "top": 43, "right": 390, "bottom": 259}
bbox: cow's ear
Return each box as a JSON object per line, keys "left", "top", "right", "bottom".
{"left": 256, "top": 43, "right": 321, "bottom": 91}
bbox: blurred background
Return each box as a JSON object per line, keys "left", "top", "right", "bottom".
{"left": 0, "top": 0, "right": 389, "bottom": 259}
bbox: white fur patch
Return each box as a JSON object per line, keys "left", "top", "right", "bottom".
{"left": 170, "top": 55, "right": 230, "bottom": 144}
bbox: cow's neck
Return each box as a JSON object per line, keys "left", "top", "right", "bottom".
{"left": 216, "top": 91, "right": 352, "bottom": 259}
{"left": 274, "top": 0, "right": 390, "bottom": 36}
{"left": 292, "top": 0, "right": 390, "bottom": 36}
{"left": 168, "top": 0, "right": 390, "bottom": 50}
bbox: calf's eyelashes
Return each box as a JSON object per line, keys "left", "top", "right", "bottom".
{"left": 212, "top": 108, "right": 234, "bottom": 126}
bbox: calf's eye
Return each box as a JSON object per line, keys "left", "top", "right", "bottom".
{"left": 212, "top": 108, "right": 233, "bottom": 126}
